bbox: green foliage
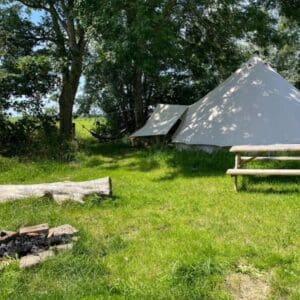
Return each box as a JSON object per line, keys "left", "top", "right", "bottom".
{"left": 81, "top": 0, "right": 183, "bottom": 130}
{"left": 1, "top": 0, "right": 88, "bottom": 137}
{"left": 263, "top": 0, "right": 300, "bottom": 25}
{"left": 0, "top": 5, "right": 57, "bottom": 114}
{"left": 249, "top": 0, "right": 300, "bottom": 88}
{"left": 272, "top": 17, "right": 299, "bottom": 88}
{"left": 0, "top": 115, "right": 75, "bottom": 161}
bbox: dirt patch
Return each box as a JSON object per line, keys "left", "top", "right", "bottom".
{"left": 226, "top": 273, "right": 270, "bottom": 300}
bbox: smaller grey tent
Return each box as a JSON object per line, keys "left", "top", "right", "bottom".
{"left": 131, "top": 104, "right": 187, "bottom": 138}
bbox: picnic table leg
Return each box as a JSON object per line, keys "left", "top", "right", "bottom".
{"left": 234, "top": 153, "right": 241, "bottom": 192}
{"left": 234, "top": 176, "right": 238, "bottom": 192}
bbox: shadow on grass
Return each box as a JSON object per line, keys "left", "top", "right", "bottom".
{"left": 242, "top": 187, "right": 300, "bottom": 194}
{"left": 81, "top": 141, "right": 300, "bottom": 193}
{"left": 152, "top": 147, "right": 233, "bottom": 180}
{"left": 238, "top": 176, "right": 300, "bottom": 194}
{"left": 80, "top": 139, "right": 136, "bottom": 160}
{"left": 84, "top": 157, "right": 105, "bottom": 167}
{"left": 81, "top": 140, "right": 234, "bottom": 176}
{"left": 124, "top": 159, "right": 160, "bottom": 172}
{"left": 153, "top": 169, "right": 227, "bottom": 182}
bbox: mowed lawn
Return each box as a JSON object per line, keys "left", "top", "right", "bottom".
{"left": 0, "top": 119, "right": 299, "bottom": 299}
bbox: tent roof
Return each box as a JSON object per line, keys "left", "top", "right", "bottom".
{"left": 172, "top": 56, "right": 300, "bottom": 146}
{"left": 131, "top": 104, "right": 187, "bottom": 137}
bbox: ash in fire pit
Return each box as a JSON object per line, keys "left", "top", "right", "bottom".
{"left": 0, "top": 224, "right": 78, "bottom": 268}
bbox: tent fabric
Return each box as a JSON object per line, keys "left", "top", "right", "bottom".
{"left": 172, "top": 56, "right": 300, "bottom": 147}
{"left": 131, "top": 104, "right": 188, "bottom": 137}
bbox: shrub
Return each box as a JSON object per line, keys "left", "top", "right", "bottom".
{"left": 0, "top": 114, "right": 75, "bottom": 161}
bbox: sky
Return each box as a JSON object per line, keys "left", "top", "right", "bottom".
{"left": 30, "top": 10, "right": 43, "bottom": 24}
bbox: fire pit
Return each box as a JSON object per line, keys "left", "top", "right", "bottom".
{"left": 0, "top": 224, "right": 78, "bottom": 268}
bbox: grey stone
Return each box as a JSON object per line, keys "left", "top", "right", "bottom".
{"left": 48, "top": 225, "right": 78, "bottom": 244}
{"left": 38, "top": 250, "right": 55, "bottom": 261}
{"left": 20, "top": 255, "right": 41, "bottom": 268}
{"left": 19, "top": 224, "right": 49, "bottom": 236}
{"left": 51, "top": 243, "right": 73, "bottom": 251}
{"left": 48, "top": 224, "right": 78, "bottom": 238}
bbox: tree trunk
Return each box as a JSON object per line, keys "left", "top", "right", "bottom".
{"left": 133, "top": 65, "right": 144, "bottom": 129}
{"left": 59, "top": 75, "right": 74, "bottom": 138}
{"left": 59, "top": 58, "right": 83, "bottom": 138}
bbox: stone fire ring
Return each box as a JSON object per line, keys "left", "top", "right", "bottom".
{"left": 0, "top": 223, "right": 78, "bottom": 268}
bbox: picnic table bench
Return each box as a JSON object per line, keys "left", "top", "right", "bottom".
{"left": 226, "top": 144, "right": 300, "bottom": 191}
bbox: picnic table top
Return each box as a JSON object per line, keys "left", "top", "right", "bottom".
{"left": 229, "top": 144, "right": 300, "bottom": 153}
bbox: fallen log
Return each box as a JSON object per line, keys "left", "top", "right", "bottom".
{"left": 0, "top": 177, "right": 112, "bottom": 204}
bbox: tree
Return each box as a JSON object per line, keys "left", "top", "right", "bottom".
{"left": 14, "top": 0, "right": 87, "bottom": 138}
{"left": 255, "top": 0, "right": 300, "bottom": 25}
{"left": 179, "top": 0, "right": 280, "bottom": 96}
{"left": 81, "top": 0, "right": 182, "bottom": 130}
{"left": 0, "top": 4, "right": 56, "bottom": 116}
{"left": 250, "top": 0, "right": 300, "bottom": 88}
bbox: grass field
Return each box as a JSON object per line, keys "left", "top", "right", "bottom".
{"left": 0, "top": 118, "right": 299, "bottom": 299}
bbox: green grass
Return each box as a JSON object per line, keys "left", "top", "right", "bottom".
{"left": 0, "top": 119, "right": 299, "bottom": 299}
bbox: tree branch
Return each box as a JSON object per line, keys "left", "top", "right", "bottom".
{"left": 17, "top": 0, "right": 48, "bottom": 10}
{"left": 61, "top": 2, "right": 77, "bottom": 49}
{"left": 47, "top": 3, "right": 67, "bottom": 57}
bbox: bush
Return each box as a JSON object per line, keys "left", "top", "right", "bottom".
{"left": 0, "top": 115, "right": 75, "bottom": 161}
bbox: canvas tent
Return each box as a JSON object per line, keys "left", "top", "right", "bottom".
{"left": 131, "top": 104, "right": 187, "bottom": 138}
{"left": 172, "top": 56, "right": 300, "bottom": 150}
{"left": 131, "top": 56, "right": 300, "bottom": 150}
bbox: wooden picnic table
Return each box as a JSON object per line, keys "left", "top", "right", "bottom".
{"left": 226, "top": 144, "right": 300, "bottom": 191}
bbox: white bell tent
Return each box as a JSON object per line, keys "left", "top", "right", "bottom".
{"left": 172, "top": 56, "right": 300, "bottom": 149}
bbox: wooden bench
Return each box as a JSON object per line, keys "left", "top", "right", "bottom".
{"left": 226, "top": 144, "right": 300, "bottom": 191}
